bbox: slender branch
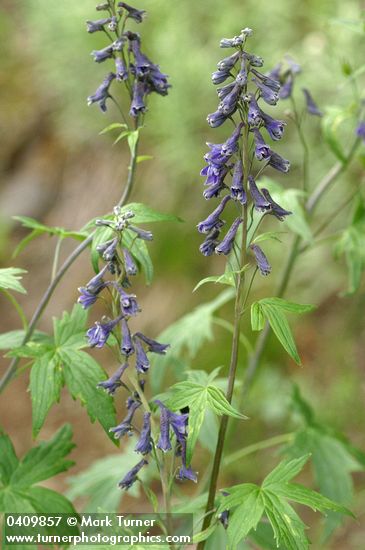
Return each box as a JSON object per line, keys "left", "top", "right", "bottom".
{"left": 51, "top": 237, "right": 63, "bottom": 281}
{"left": 223, "top": 432, "right": 294, "bottom": 466}
{"left": 0, "top": 125, "right": 140, "bottom": 394}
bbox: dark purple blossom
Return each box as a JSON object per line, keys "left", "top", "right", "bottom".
{"left": 115, "top": 58, "right": 128, "bottom": 81}
{"left": 201, "top": 162, "right": 230, "bottom": 187}
{"left": 230, "top": 160, "right": 247, "bottom": 204}
{"left": 235, "top": 63, "right": 248, "bottom": 86}
{"left": 87, "top": 72, "right": 115, "bottom": 112}
{"left": 86, "top": 18, "right": 112, "bottom": 33}
{"left": 118, "top": 288, "right": 140, "bottom": 316}
{"left": 215, "top": 217, "right": 243, "bottom": 255}
{"left": 169, "top": 411, "right": 188, "bottom": 441}
{"left": 85, "top": 265, "right": 108, "bottom": 293}
{"left": 134, "top": 332, "right": 170, "bottom": 354}
{"left": 110, "top": 399, "right": 141, "bottom": 439}
{"left": 212, "top": 68, "right": 232, "bottom": 85}
{"left": 251, "top": 69, "right": 281, "bottom": 92}
{"left": 121, "top": 318, "right": 135, "bottom": 356}
{"left": 260, "top": 111, "right": 286, "bottom": 141}
{"left": 356, "top": 122, "right": 365, "bottom": 143}
{"left": 97, "top": 363, "right": 128, "bottom": 395}
{"left": 268, "top": 150, "right": 290, "bottom": 173}
{"left": 87, "top": 317, "right": 120, "bottom": 348}
{"left": 247, "top": 95, "right": 262, "bottom": 127}
{"left": 266, "top": 62, "right": 282, "bottom": 81}
{"left": 130, "top": 80, "right": 147, "bottom": 117}
{"left": 207, "top": 110, "right": 228, "bottom": 128}
{"left": 118, "top": 459, "right": 148, "bottom": 490}
{"left": 302, "top": 88, "right": 322, "bottom": 117}
{"left": 177, "top": 464, "right": 198, "bottom": 483}
{"left": 102, "top": 238, "right": 118, "bottom": 261}
{"left": 217, "top": 82, "right": 236, "bottom": 100}
{"left": 279, "top": 73, "right": 293, "bottom": 99}
{"left": 134, "top": 412, "right": 152, "bottom": 455}
{"left": 252, "top": 78, "right": 279, "bottom": 105}
{"left": 134, "top": 338, "right": 150, "bottom": 373}
{"left": 217, "top": 51, "right": 240, "bottom": 70}
{"left": 91, "top": 45, "right": 114, "bottom": 63}
{"left": 248, "top": 176, "right": 270, "bottom": 212}
{"left": 122, "top": 248, "right": 137, "bottom": 276}
{"left": 118, "top": 2, "right": 146, "bottom": 23}
{"left": 156, "top": 402, "right": 172, "bottom": 452}
{"left": 197, "top": 195, "right": 231, "bottom": 234}
{"left": 128, "top": 225, "right": 153, "bottom": 240}
{"left": 203, "top": 180, "right": 227, "bottom": 200}
{"left": 245, "top": 53, "right": 264, "bottom": 67}
{"left": 78, "top": 287, "right": 99, "bottom": 309}
{"left": 261, "top": 188, "right": 292, "bottom": 220}
{"left": 199, "top": 227, "right": 221, "bottom": 256}
{"left": 251, "top": 244, "right": 271, "bottom": 276}
{"left": 252, "top": 128, "right": 271, "bottom": 160}
{"left": 218, "top": 84, "right": 241, "bottom": 116}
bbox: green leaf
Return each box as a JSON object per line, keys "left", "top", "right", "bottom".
{"left": 226, "top": 487, "right": 264, "bottom": 548}
{"left": 99, "top": 122, "right": 128, "bottom": 134}
{"left": 136, "top": 155, "right": 154, "bottom": 164}
{"left": 193, "top": 271, "right": 236, "bottom": 292}
{"left": 322, "top": 106, "right": 352, "bottom": 163}
{"left": 0, "top": 330, "right": 48, "bottom": 350}
{"left": 251, "top": 298, "right": 315, "bottom": 365}
{"left": 13, "top": 216, "right": 87, "bottom": 241}
{"left": 114, "top": 130, "right": 130, "bottom": 145}
{"left": 53, "top": 303, "right": 88, "bottom": 349}
{"left": 150, "top": 289, "right": 234, "bottom": 392}
{"left": 252, "top": 231, "right": 286, "bottom": 244}
{"left": 30, "top": 353, "right": 64, "bottom": 437}
{"left": 122, "top": 228, "right": 153, "bottom": 284}
{"left": 335, "top": 223, "right": 365, "bottom": 295}
{"left": 60, "top": 348, "right": 117, "bottom": 441}
{"left": 127, "top": 129, "right": 139, "bottom": 155}
{"left": 0, "top": 268, "right": 27, "bottom": 294}
{"left": 0, "top": 433, "right": 19, "bottom": 486}
{"left": 274, "top": 483, "right": 352, "bottom": 516}
{"left": 193, "top": 522, "right": 218, "bottom": 544}
{"left": 119, "top": 202, "right": 182, "bottom": 224}
{"left": 10, "top": 425, "right": 74, "bottom": 487}
{"left": 166, "top": 380, "right": 245, "bottom": 463}
{"left": 263, "top": 455, "right": 310, "bottom": 487}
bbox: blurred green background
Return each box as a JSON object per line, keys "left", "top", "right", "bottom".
{"left": 0, "top": 0, "right": 364, "bottom": 548}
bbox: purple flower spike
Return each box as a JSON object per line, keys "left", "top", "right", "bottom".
{"left": 97, "top": 363, "right": 128, "bottom": 395}
{"left": 249, "top": 176, "right": 270, "bottom": 212}
{"left": 110, "top": 399, "right": 141, "bottom": 439}
{"left": 199, "top": 227, "right": 221, "bottom": 256}
{"left": 252, "top": 128, "right": 271, "bottom": 160}
{"left": 261, "top": 188, "right": 292, "bottom": 220}
{"left": 251, "top": 244, "right": 271, "bottom": 276}
{"left": 128, "top": 225, "right": 153, "bottom": 241}
{"left": 156, "top": 402, "right": 172, "bottom": 452}
{"left": 218, "top": 84, "right": 241, "bottom": 116}
{"left": 118, "top": 459, "right": 148, "bottom": 490}
{"left": 121, "top": 318, "right": 135, "bottom": 356}
{"left": 260, "top": 111, "right": 286, "bottom": 141}
{"left": 134, "top": 338, "right": 150, "bottom": 373}
{"left": 87, "top": 72, "right": 115, "bottom": 112}
{"left": 279, "top": 73, "right": 294, "bottom": 99}
{"left": 247, "top": 95, "right": 262, "bottom": 127}
{"left": 86, "top": 18, "right": 112, "bottom": 33}
{"left": 268, "top": 150, "right": 290, "bottom": 173}
{"left": 356, "top": 122, "right": 365, "bottom": 143}
{"left": 215, "top": 217, "right": 243, "bottom": 256}
{"left": 134, "top": 332, "right": 170, "bottom": 354}
{"left": 122, "top": 248, "right": 138, "bottom": 276}
{"left": 87, "top": 317, "right": 119, "bottom": 348}
{"left": 207, "top": 110, "right": 228, "bottom": 128}
{"left": 222, "top": 122, "right": 244, "bottom": 155}
{"left": 135, "top": 412, "right": 152, "bottom": 455}
{"left": 197, "top": 195, "right": 231, "bottom": 234}
{"left": 130, "top": 80, "right": 147, "bottom": 117}
{"left": 91, "top": 45, "right": 114, "bottom": 63}
{"left": 230, "top": 160, "right": 247, "bottom": 205}
{"left": 118, "top": 2, "right": 146, "bottom": 23}
{"left": 302, "top": 88, "right": 322, "bottom": 117}
{"left": 217, "top": 51, "right": 240, "bottom": 71}
{"left": 203, "top": 180, "right": 227, "bottom": 200}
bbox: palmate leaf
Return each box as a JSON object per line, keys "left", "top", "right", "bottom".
{"left": 285, "top": 386, "right": 364, "bottom": 538}
{"left": 166, "top": 380, "right": 246, "bottom": 464}
{"left": 218, "top": 455, "right": 352, "bottom": 549}
{"left": 0, "top": 329, "right": 49, "bottom": 350}
{"left": 150, "top": 289, "right": 235, "bottom": 392}
{"left": 251, "top": 298, "right": 315, "bottom": 365}
{"left": 0, "top": 267, "right": 27, "bottom": 294}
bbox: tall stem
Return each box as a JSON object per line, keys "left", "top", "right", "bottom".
{"left": 0, "top": 127, "right": 140, "bottom": 394}
{"left": 197, "top": 125, "right": 249, "bottom": 549}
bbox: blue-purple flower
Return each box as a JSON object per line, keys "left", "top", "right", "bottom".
{"left": 134, "top": 338, "right": 150, "bottom": 373}
{"left": 87, "top": 72, "right": 115, "bottom": 112}
{"left": 86, "top": 18, "right": 112, "bottom": 33}
{"left": 97, "top": 363, "right": 129, "bottom": 395}
{"left": 121, "top": 318, "right": 135, "bottom": 356}
{"left": 215, "top": 217, "right": 243, "bottom": 255}
{"left": 230, "top": 160, "right": 246, "bottom": 204}
{"left": 268, "top": 150, "right": 290, "bottom": 173}
{"left": 302, "top": 88, "right": 322, "bottom": 116}
{"left": 261, "top": 188, "right": 292, "bottom": 221}
{"left": 197, "top": 195, "right": 231, "bottom": 234}
{"left": 134, "top": 333, "right": 170, "bottom": 354}
{"left": 252, "top": 128, "right": 271, "bottom": 160}
{"left": 134, "top": 412, "right": 152, "bottom": 455}
{"left": 251, "top": 244, "right": 271, "bottom": 276}
{"left": 356, "top": 122, "right": 365, "bottom": 143}
{"left": 110, "top": 399, "right": 141, "bottom": 439}
{"left": 87, "top": 317, "right": 120, "bottom": 348}
{"left": 118, "top": 459, "right": 148, "bottom": 489}
{"left": 118, "top": 2, "right": 146, "bottom": 23}
{"left": 156, "top": 402, "right": 172, "bottom": 452}
{"left": 248, "top": 176, "right": 270, "bottom": 212}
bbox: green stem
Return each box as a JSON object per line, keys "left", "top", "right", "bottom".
{"left": 1, "top": 290, "right": 28, "bottom": 331}
{"left": 197, "top": 124, "right": 250, "bottom": 550}
{"left": 51, "top": 237, "right": 63, "bottom": 281}
{"left": 290, "top": 96, "right": 310, "bottom": 192}
{"left": 223, "top": 432, "right": 294, "bottom": 466}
